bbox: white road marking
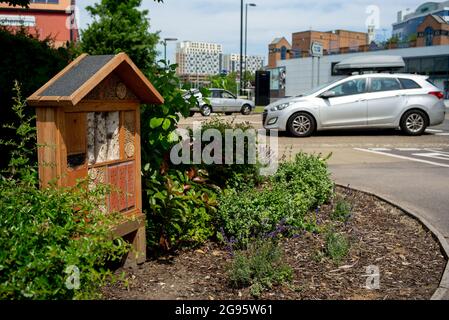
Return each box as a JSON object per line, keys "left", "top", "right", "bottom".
{"left": 424, "top": 148, "right": 449, "bottom": 154}
{"left": 424, "top": 148, "right": 444, "bottom": 151}
{"left": 354, "top": 148, "right": 449, "bottom": 168}
{"left": 412, "top": 152, "right": 449, "bottom": 161}
{"left": 395, "top": 148, "right": 422, "bottom": 151}
{"left": 370, "top": 148, "right": 392, "bottom": 151}
{"left": 435, "top": 133, "right": 449, "bottom": 136}
{"left": 426, "top": 129, "right": 444, "bottom": 133}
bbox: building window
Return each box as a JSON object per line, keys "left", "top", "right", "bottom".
{"left": 425, "top": 27, "right": 434, "bottom": 46}
{"left": 280, "top": 46, "right": 287, "bottom": 60}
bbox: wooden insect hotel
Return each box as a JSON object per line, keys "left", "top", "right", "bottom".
{"left": 27, "top": 53, "right": 164, "bottom": 264}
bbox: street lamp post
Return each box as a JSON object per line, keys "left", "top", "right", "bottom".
{"left": 162, "top": 37, "right": 178, "bottom": 65}
{"left": 244, "top": 3, "right": 256, "bottom": 92}
{"left": 239, "top": 0, "right": 243, "bottom": 96}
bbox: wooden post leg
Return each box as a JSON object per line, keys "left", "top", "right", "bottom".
{"left": 134, "top": 225, "right": 146, "bottom": 265}
{"left": 123, "top": 225, "right": 146, "bottom": 268}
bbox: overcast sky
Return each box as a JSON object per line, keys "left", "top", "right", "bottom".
{"left": 78, "top": 0, "right": 425, "bottom": 63}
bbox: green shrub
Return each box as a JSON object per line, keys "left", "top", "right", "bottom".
{"left": 228, "top": 240, "right": 292, "bottom": 298}
{"left": 145, "top": 167, "right": 219, "bottom": 251}
{"left": 325, "top": 230, "right": 350, "bottom": 264}
{"left": 331, "top": 199, "right": 352, "bottom": 222}
{"left": 271, "top": 152, "right": 334, "bottom": 208}
{"left": 0, "top": 85, "right": 129, "bottom": 300}
{"left": 0, "top": 179, "right": 130, "bottom": 300}
{"left": 218, "top": 153, "right": 334, "bottom": 247}
{"left": 218, "top": 185, "right": 317, "bottom": 248}
{"left": 192, "top": 117, "right": 262, "bottom": 188}
{"left": 138, "top": 62, "right": 218, "bottom": 252}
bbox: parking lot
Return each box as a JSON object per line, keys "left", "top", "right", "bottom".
{"left": 179, "top": 112, "right": 449, "bottom": 240}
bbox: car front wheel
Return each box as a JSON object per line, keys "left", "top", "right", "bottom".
{"left": 241, "top": 104, "right": 252, "bottom": 115}
{"left": 287, "top": 112, "right": 316, "bottom": 137}
{"left": 201, "top": 105, "right": 212, "bottom": 117}
{"left": 401, "top": 110, "right": 427, "bottom": 136}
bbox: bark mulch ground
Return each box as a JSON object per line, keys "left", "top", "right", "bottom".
{"left": 102, "top": 186, "right": 446, "bottom": 300}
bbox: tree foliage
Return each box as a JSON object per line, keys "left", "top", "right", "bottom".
{"left": 0, "top": 27, "right": 72, "bottom": 170}
{"left": 81, "top": 0, "right": 160, "bottom": 73}
{"left": 208, "top": 71, "right": 254, "bottom": 95}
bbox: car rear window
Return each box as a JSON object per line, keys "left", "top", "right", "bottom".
{"left": 399, "top": 78, "right": 422, "bottom": 89}
{"left": 370, "top": 78, "right": 401, "bottom": 92}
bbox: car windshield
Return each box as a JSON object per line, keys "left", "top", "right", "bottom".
{"left": 297, "top": 77, "right": 347, "bottom": 97}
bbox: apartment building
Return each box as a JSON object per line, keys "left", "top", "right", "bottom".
{"left": 220, "top": 53, "right": 264, "bottom": 74}
{"left": 176, "top": 41, "right": 223, "bottom": 76}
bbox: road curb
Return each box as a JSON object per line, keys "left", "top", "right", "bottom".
{"left": 336, "top": 184, "right": 449, "bottom": 300}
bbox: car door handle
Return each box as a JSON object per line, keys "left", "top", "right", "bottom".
{"left": 358, "top": 99, "right": 367, "bottom": 102}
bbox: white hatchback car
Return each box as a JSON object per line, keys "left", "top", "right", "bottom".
{"left": 263, "top": 73, "right": 446, "bottom": 137}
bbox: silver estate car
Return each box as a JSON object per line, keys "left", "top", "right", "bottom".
{"left": 188, "top": 88, "right": 255, "bottom": 117}
{"left": 263, "top": 73, "right": 446, "bottom": 137}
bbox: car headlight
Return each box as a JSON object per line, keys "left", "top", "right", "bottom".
{"left": 270, "top": 102, "right": 292, "bottom": 111}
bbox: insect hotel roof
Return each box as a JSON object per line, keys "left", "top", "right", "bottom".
{"left": 27, "top": 53, "right": 164, "bottom": 107}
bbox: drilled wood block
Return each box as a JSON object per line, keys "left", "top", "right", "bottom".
{"left": 88, "top": 166, "right": 107, "bottom": 213}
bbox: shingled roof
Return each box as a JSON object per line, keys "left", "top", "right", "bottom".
{"left": 27, "top": 53, "right": 164, "bottom": 107}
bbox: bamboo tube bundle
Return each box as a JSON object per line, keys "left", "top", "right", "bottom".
{"left": 87, "top": 112, "right": 96, "bottom": 165}
{"left": 95, "top": 112, "right": 108, "bottom": 163}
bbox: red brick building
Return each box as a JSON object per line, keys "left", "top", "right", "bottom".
{"left": 292, "top": 29, "right": 368, "bottom": 56}
{"left": 417, "top": 14, "right": 449, "bottom": 47}
{"left": 0, "top": 0, "right": 78, "bottom": 47}
{"left": 268, "top": 37, "right": 294, "bottom": 68}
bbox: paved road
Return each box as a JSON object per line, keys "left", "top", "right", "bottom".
{"left": 179, "top": 113, "right": 449, "bottom": 240}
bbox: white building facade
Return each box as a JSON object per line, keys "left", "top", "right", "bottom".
{"left": 220, "top": 53, "right": 265, "bottom": 74}
{"left": 176, "top": 41, "right": 223, "bottom": 76}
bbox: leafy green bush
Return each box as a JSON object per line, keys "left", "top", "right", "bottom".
{"left": 137, "top": 62, "right": 218, "bottom": 252}
{"left": 144, "top": 167, "right": 219, "bottom": 250}
{"left": 0, "top": 179, "right": 130, "bottom": 300}
{"left": 0, "top": 85, "right": 129, "bottom": 300}
{"left": 191, "top": 117, "right": 263, "bottom": 188}
{"left": 218, "top": 153, "right": 334, "bottom": 247}
{"left": 325, "top": 230, "right": 350, "bottom": 264}
{"left": 228, "top": 240, "right": 292, "bottom": 298}
{"left": 271, "top": 152, "right": 334, "bottom": 208}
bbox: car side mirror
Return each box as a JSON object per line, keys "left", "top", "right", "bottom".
{"left": 321, "top": 90, "right": 336, "bottom": 99}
